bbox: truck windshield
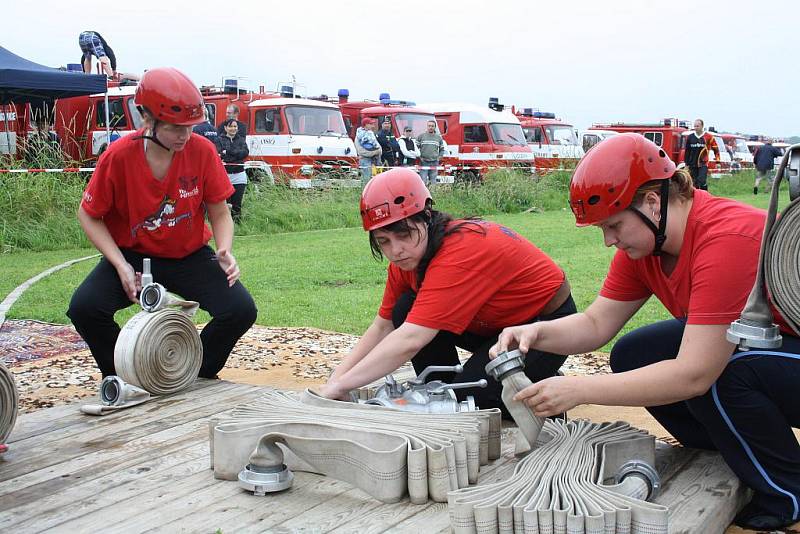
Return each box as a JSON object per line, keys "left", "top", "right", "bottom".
{"left": 285, "top": 106, "right": 347, "bottom": 136}
{"left": 544, "top": 125, "right": 578, "bottom": 145}
{"left": 734, "top": 138, "right": 749, "bottom": 154}
{"left": 395, "top": 113, "right": 437, "bottom": 136}
{"left": 490, "top": 123, "right": 527, "bottom": 146}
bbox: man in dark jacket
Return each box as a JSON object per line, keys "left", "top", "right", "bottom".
{"left": 193, "top": 108, "right": 218, "bottom": 142}
{"left": 376, "top": 120, "right": 399, "bottom": 168}
{"left": 753, "top": 139, "right": 784, "bottom": 194}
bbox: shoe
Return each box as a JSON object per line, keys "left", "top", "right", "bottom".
{"left": 753, "top": 186, "right": 758, "bottom": 195}
{"left": 733, "top": 502, "right": 796, "bottom": 530}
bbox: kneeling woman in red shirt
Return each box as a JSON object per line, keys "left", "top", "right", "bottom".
{"left": 68, "top": 67, "right": 257, "bottom": 380}
{"left": 320, "top": 168, "right": 575, "bottom": 415}
{"left": 492, "top": 134, "right": 800, "bottom": 531}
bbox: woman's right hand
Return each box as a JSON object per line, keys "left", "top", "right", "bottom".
{"left": 115, "top": 262, "right": 140, "bottom": 303}
{"left": 489, "top": 323, "right": 543, "bottom": 358}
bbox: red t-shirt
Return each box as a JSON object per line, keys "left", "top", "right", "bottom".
{"left": 378, "top": 221, "right": 565, "bottom": 336}
{"left": 600, "top": 190, "right": 790, "bottom": 331}
{"left": 81, "top": 131, "right": 233, "bottom": 259}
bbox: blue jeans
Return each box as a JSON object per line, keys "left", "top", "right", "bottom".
{"left": 359, "top": 157, "right": 375, "bottom": 185}
{"left": 418, "top": 160, "right": 439, "bottom": 185}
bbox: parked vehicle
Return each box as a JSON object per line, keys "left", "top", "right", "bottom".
{"left": 416, "top": 98, "right": 534, "bottom": 182}
{"left": 579, "top": 129, "right": 618, "bottom": 152}
{"left": 514, "top": 108, "right": 583, "bottom": 171}
{"left": 590, "top": 118, "right": 689, "bottom": 163}
{"left": 720, "top": 133, "right": 753, "bottom": 171}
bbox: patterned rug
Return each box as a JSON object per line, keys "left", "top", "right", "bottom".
{"left": 0, "top": 319, "right": 89, "bottom": 367}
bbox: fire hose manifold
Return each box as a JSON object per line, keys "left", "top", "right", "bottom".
{"left": 0, "top": 361, "right": 18, "bottom": 453}
{"left": 81, "top": 258, "right": 203, "bottom": 415}
{"left": 210, "top": 388, "right": 503, "bottom": 504}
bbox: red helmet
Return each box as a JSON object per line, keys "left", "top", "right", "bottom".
{"left": 360, "top": 168, "right": 432, "bottom": 231}
{"left": 569, "top": 133, "right": 675, "bottom": 226}
{"left": 135, "top": 67, "right": 205, "bottom": 126}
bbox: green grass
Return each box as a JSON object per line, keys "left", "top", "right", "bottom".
{"left": 0, "top": 168, "right": 786, "bottom": 351}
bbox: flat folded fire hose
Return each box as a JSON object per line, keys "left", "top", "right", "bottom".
{"left": 0, "top": 361, "right": 18, "bottom": 452}
{"left": 210, "top": 389, "right": 503, "bottom": 504}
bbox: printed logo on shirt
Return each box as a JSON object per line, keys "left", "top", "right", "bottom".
{"left": 498, "top": 225, "right": 521, "bottom": 241}
{"left": 178, "top": 175, "right": 199, "bottom": 199}
{"left": 130, "top": 195, "right": 191, "bottom": 237}
{"left": 83, "top": 191, "right": 93, "bottom": 203}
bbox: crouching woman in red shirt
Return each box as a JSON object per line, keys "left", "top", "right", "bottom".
{"left": 492, "top": 133, "right": 800, "bottom": 531}
{"left": 67, "top": 67, "right": 257, "bottom": 379}
{"left": 320, "top": 168, "right": 575, "bottom": 415}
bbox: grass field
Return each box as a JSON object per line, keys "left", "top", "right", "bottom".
{"left": 0, "top": 169, "right": 784, "bottom": 350}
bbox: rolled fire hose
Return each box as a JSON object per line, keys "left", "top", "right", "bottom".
{"left": 445, "top": 350, "right": 666, "bottom": 534}
{"left": 209, "top": 389, "right": 503, "bottom": 504}
{"left": 0, "top": 361, "right": 18, "bottom": 452}
{"left": 81, "top": 281, "right": 202, "bottom": 416}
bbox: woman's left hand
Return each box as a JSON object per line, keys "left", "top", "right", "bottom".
{"left": 319, "top": 381, "right": 351, "bottom": 401}
{"left": 513, "top": 375, "right": 585, "bottom": 417}
{"left": 216, "top": 249, "right": 240, "bottom": 286}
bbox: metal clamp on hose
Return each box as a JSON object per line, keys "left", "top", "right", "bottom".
{"left": 139, "top": 258, "right": 168, "bottom": 312}
{"left": 614, "top": 459, "right": 661, "bottom": 500}
{"left": 0, "top": 361, "right": 18, "bottom": 453}
{"left": 99, "top": 375, "right": 150, "bottom": 407}
{"left": 238, "top": 463, "right": 294, "bottom": 496}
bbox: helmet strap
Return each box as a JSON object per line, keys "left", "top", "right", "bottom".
{"left": 133, "top": 106, "right": 172, "bottom": 152}
{"left": 629, "top": 179, "right": 670, "bottom": 257}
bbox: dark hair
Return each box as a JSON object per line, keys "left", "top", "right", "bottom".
{"left": 369, "top": 207, "right": 486, "bottom": 287}
{"left": 695, "top": 118, "right": 704, "bottom": 127}
{"left": 222, "top": 118, "right": 238, "bottom": 128}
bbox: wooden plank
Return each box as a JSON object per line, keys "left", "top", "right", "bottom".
{"left": 654, "top": 450, "right": 749, "bottom": 534}
{"left": 0, "top": 442, "right": 209, "bottom": 531}
{"left": 7, "top": 379, "right": 245, "bottom": 448}
{"left": 0, "top": 387, "right": 263, "bottom": 502}
{"left": 0, "top": 382, "right": 260, "bottom": 484}
{"left": 8, "top": 378, "right": 232, "bottom": 443}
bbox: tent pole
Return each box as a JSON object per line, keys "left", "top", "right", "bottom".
{"left": 3, "top": 105, "right": 11, "bottom": 157}
{"left": 104, "top": 83, "right": 111, "bottom": 148}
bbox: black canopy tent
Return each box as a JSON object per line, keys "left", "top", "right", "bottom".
{"left": 0, "top": 46, "right": 107, "bottom": 155}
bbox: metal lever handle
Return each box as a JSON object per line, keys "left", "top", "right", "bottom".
{"left": 141, "top": 258, "right": 153, "bottom": 287}
{"left": 414, "top": 364, "right": 463, "bottom": 384}
{"left": 430, "top": 379, "right": 488, "bottom": 394}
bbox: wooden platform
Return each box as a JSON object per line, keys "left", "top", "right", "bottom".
{"left": 0, "top": 379, "right": 749, "bottom": 533}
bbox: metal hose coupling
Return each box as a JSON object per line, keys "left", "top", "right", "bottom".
{"left": 614, "top": 459, "right": 661, "bottom": 501}
{"left": 99, "top": 375, "right": 150, "bottom": 407}
{"left": 485, "top": 349, "right": 546, "bottom": 450}
{"left": 728, "top": 145, "right": 800, "bottom": 348}
{"left": 238, "top": 435, "right": 294, "bottom": 495}
{"left": 139, "top": 258, "right": 168, "bottom": 312}
{"left": 0, "top": 361, "right": 18, "bottom": 453}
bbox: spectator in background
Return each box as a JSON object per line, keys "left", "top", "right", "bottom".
{"left": 376, "top": 119, "right": 399, "bottom": 168}
{"left": 416, "top": 120, "right": 445, "bottom": 186}
{"left": 214, "top": 119, "right": 250, "bottom": 223}
{"left": 397, "top": 126, "right": 421, "bottom": 166}
{"left": 355, "top": 117, "right": 382, "bottom": 185}
{"left": 217, "top": 105, "right": 248, "bottom": 139}
{"left": 683, "top": 118, "right": 720, "bottom": 191}
{"left": 193, "top": 107, "right": 218, "bottom": 142}
{"left": 753, "top": 139, "right": 784, "bottom": 195}
{"left": 79, "top": 31, "right": 116, "bottom": 77}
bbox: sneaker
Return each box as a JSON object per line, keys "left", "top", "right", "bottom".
{"left": 733, "top": 502, "right": 796, "bottom": 530}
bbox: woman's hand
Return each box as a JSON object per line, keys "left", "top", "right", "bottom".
{"left": 216, "top": 249, "right": 239, "bottom": 286}
{"left": 513, "top": 375, "right": 584, "bottom": 417}
{"left": 319, "top": 380, "right": 351, "bottom": 401}
{"left": 489, "top": 323, "right": 543, "bottom": 358}
{"left": 115, "top": 262, "right": 140, "bottom": 302}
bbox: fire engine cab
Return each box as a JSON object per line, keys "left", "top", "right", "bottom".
{"left": 514, "top": 108, "right": 583, "bottom": 172}
{"left": 721, "top": 133, "right": 753, "bottom": 169}
{"left": 335, "top": 90, "right": 436, "bottom": 139}
{"left": 590, "top": 119, "right": 689, "bottom": 164}
{"left": 55, "top": 81, "right": 141, "bottom": 163}
{"left": 202, "top": 84, "right": 358, "bottom": 187}
{"left": 416, "top": 99, "right": 534, "bottom": 181}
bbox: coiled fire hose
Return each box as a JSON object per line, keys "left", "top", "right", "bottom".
{"left": 210, "top": 389, "right": 503, "bottom": 504}
{"left": 729, "top": 145, "right": 800, "bottom": 346}
{"left": 443, "top": 350, "right": 666, "bottom": 534}
{"left": 81, "top": 259, "right": 202, "bottom": 415}
{"left": 0, "top": 361, "right": 18, "bottom": 453}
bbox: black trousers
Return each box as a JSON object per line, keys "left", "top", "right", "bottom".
{"left": 392, "top": 292, "right": 576, "bottom": 417}
{"left": 228, "top": 183, "right": 246, "bottom": 223}
{"left": 610, "top": 319, "right": 800, "bottom": 522}
{"left": 67, "top": 246, "right": 257, "bottom": 378}
{"left": 688, "top": 164, "right": 708, "bottom": 190}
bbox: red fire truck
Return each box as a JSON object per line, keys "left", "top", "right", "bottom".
{"left": 514, "top": 108, "right": 583, "bottom": 172}
{"left": 590, "top": 118, "right": 689, "bottom": 164}
{"left": 720, "top": 133, "right": 753, "bottom": 170}
{"left": 416, "top": 99, "right": 534, "bottom": 181}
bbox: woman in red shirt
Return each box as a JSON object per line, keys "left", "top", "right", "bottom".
{"left": 321, "top": 168, "right": 575, "bottom": 415}
{"left": 67, "top": 67, "right": 257, "bottom": 379}
{"left": 492, "top": 133, "right": 800, "bottom": 531}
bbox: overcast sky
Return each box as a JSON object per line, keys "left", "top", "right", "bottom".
{"left": 5, "top": 0, "right": 796, "bottom": 136}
